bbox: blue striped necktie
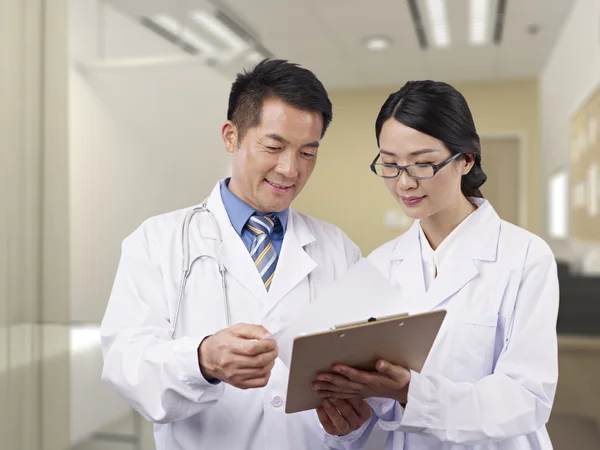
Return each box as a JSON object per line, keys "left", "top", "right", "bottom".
{"left": 245, "top": 214, "right": 280, "bottom": 291}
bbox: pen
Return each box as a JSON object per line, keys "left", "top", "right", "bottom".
{"left": 330, "top": 312, "right": 409, "bottom": 330}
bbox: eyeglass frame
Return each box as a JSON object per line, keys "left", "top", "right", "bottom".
{"left": 370, "top": 151, "right": 462, "bottom": 180}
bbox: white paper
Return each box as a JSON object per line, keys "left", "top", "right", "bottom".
{"left": 274, "top": 258, "right": 405, "bottom": 368}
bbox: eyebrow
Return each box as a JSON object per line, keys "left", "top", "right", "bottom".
{"left": 380, "top": 148, "right": 441, "bottom": 157}
{"left": 264, "top": 133, "right": 320, "bottom": 149}
{"left": 265, "top": 133, "right": 289, "bottom": 144}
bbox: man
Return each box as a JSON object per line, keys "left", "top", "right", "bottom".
{"left": 100, "top": 59, "right": 371, "bottom": 449}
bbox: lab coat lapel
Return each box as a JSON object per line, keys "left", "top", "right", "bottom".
{"left": 203, "top": 182, "right": 267, "bottom": 301}
{"left": 415, "top": 200, "right": 500, "bottom": 311}
{"left": 390, "top": 222, "right": 427, "bottom": 312}
{"left": 262, "top": 210, "right": 317, "bottom": 315}
{"left": 422, "top": 250, "right": 479, "bottom": 311}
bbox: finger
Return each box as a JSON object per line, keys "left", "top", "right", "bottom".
{"left": 235, "top": 349, "right": 278, "bottom": 369}
{"left": 230, "top": 365, "right": 273, "bottom": 380}
{"left": 375, "top": 360, "right": 410, "bottom": 382}
{"left": 234, "top": 374, "right": 271, "bottom": 389}
{"left": 322, "top": 400, "right": 351, "bottom": 435}
{"left": 316, "top": 407, "right": 336, "bottom": 435}
{"left": 350, "top": 398, "right": 373, "bottom": 422}
{"left": 237, "top": 379, "right": 269, "bottom": 389}
{"left": 348, "top": 397, "right": 364, "bottom": 414}
{"left": 313, "top": 381, "right": 361, "bottom": 395}
{"left": 231, "top": 336, "right": 278, "bottom": 357}
{"left": 231, "top": 355, "right": 276, "bottom": 378}
{"left": 264, "top": 357, "right": 276, "bottom": 372}
{"left": 332, "top": 365, "right": 377, "bottom": 384}
{"left": 231, "top": 323, "right": 271, "bottom": 340}
{"left": 316, "top": 406, "right": 336, "bottom": 434}
{"left": 317, "top": 390, "right": 358, "bottom": 400}
{"left": 329, "top": 399, "right": 363, "bottom": 429}
{"left": 315, "top": 373, "right": 364, "bottom": 392}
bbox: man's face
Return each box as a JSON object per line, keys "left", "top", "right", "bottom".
{"left": 222, "top": 97, "right": 324, "bottom": 213}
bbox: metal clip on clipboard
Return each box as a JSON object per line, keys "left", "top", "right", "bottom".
{"left": 330, "top": 312, "right": 410, "bottom": 330}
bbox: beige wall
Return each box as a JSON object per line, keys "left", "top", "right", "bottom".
{"left": 293, "top": 79, "right": 540, "bottom": 254}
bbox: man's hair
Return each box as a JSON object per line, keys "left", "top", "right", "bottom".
{"left": 227, "top": 59, "right": 333, "bottom": 140}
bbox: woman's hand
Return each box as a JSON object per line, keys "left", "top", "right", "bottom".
{"left": 313, "top": 360, "right": 411, "bottom": 404}
{"left": 316, "top": 398, "right": 372, "bottom": 436}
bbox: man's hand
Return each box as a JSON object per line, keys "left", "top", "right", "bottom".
{"left": 198, "top": 323, "right": 277, "bottom": 389}
{"left": 317, "top": 398, "right": 372, "bottom": 436}
{"left": 313, "top": 360, "right": 411, "bottom": 404}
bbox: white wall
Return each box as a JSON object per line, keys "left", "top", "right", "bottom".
{"left": 70, "top": 0, "right": 232, "bottom": 323}
{"left": 540, "top": 0, "right": 600, "bottom": 267}
{"left": 2, "top": 1, "right": 71, "bottom": 448}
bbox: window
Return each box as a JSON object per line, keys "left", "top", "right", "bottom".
{"left": 548, "top": 170, "right": 569, "bottom": 239}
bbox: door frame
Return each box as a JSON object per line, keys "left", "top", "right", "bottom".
{"left": 479, "top": 131, "right": 527, "bottom": 229}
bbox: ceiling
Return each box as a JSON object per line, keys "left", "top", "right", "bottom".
{"left": 106, "top": 0, "right": 577, "bottom": 89}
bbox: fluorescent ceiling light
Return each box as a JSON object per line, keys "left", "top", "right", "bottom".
{"left": 470, "top": 0, "right": 489, "bottom": 45}
{"left": 424, "top": 0, "right": 450, "bottom": 48}
{"left": 190, "top": 10, "right": 249, "bottom": 53}
{"left": 152, "top": 14, "right": 216, "bottom": 54}
{"left": 364, "top": 36, "right": 392, "bottom": 51}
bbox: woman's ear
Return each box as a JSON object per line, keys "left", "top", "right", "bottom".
{"left": 462, "top": 153, "right": 476, "bottom": 175}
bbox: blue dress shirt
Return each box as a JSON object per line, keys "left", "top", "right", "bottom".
{"left": 219, "top": 179, "right": 288, "bottom": 256}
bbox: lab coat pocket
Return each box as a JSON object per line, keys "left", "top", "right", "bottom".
{"left": 452, "top": 313, "right": 498, "bottom": 382}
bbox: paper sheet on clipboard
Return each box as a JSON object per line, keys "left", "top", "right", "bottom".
{"left": 270, "top": 258, "right": 405, "bottom": 368}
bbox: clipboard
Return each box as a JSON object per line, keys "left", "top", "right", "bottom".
{"left": 284, "top": 309, "right": 446, "bottom": 414}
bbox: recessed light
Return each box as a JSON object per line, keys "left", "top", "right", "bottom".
{"left": 527, "top": 24, "right": 541, "bottom": 36}
{"left": 364, "top": 36, "right": 392, "bottom": 51}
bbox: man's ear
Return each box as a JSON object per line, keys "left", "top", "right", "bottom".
{"left": 222, "top": 120, "right": 238, "bottom": 153}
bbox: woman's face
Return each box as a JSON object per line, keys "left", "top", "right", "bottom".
{"left": 378, "top": 119, "right": 474, "bottom": 220}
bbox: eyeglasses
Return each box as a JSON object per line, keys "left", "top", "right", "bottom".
{"left": 370, "top": 152, "right": 461, "bottom": 180}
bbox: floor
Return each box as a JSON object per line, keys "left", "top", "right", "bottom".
{"left": 547, "top": 414, "right": 600, "bottom": 450}
{"left": 71, "top": 412, "right": 149, "bottom": 450}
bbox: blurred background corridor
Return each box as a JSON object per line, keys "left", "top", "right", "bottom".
{"left": 2, "top": 0, "right": 600, "bottom": 448}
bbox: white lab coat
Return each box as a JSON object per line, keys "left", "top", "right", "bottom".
{"left": 100, "top": 181, "right": 361, "bottom": 450}
{"left": 326, "top": 199, "right": 559, "bottom": 450}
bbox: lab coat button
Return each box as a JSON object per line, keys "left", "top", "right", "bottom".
{"left": 271, "top": 396, "right": 283, "bottom": 407}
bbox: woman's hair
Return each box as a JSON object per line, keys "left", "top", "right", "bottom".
{"left": 375, "top": 80, "right": 487, "bottom": 198}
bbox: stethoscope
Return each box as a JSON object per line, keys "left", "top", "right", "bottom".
{"left": 171, "top": 202, "right": 230, "bottom": 338}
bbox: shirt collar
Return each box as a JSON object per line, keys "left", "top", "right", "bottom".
{"left": 219, "top": 179, "right": 289, "bottom": 234}
{"left": 419, "top": 202, "right": 480, "bottom": 264}
{"left": 419, "top": 226, "right": 435, "bottom": 262}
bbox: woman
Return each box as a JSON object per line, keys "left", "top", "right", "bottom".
{"left": 316, "top": 80, "right": 559, "bottom": 449}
